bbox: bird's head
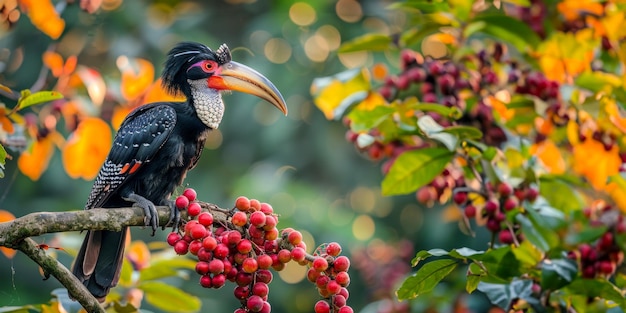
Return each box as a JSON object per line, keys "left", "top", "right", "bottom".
{"left": 162, "top": 42, "right": 287, "bottom": 128}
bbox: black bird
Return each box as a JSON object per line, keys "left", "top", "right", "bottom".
{"left": 71, "top": 42, "right": 287, "bottom": 301}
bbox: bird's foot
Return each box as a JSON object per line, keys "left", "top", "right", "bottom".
{"left": 164, "top": 200, "right": 181, "bottom": 232}
{"left": 124, "top": 192, "right": 158, "bottom": 236}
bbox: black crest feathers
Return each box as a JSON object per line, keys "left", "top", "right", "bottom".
{"left": 161, "top": 42, "right": 231, "bottom": 97}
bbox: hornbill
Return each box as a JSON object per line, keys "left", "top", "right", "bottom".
{"left": 71, "top": 42, "right": 287, "bottom": 301}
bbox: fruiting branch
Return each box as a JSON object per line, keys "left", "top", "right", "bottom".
{"left": 0, "top": 202, "right": 228, "bottom": 312}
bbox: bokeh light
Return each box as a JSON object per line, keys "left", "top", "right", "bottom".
{"left": 338, "top": 51, "right": 369, "bottom": 68}
{"left": 349, "top": 186, "right": 375, "bottom": 213}
{"left": 264, "top": 38, "right": 292, "bottom": 64}
{"left": 304, "top": 34, "right": 329, "bottom": 62}
{"left": 352, "top": 214, "right": 375, "bottom": 240}
{"left": 336, "top": 0, "right": 362, "bottom": 23}
{"left": 289, "top": 2, "right": 316, "bottom": 26}
{"left": 278, "top": 261, "right": 307, "bottom": 284}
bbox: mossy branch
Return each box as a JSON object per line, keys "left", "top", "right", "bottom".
{"left": 0, "top": 203, "right": 229, "bottom": 313}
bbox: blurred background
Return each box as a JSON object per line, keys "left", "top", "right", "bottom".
{"left": 0, "top": 1, "right": 490, "bottom": 312}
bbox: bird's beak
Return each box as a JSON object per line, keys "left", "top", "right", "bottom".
{"left": 208, "top": 61, "right": 287, "bottom": 115}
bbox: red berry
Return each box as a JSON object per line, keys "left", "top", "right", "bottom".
{"left": 327, "top": 280, "right": 341, "bottom": 295}
{"left": 503, "top": 197, "right": 518, "bottom": 211}
{"left": 166, "top": 232, "right": 181, "bottom": 246}
{"left": 598, "top": 260, "right": 615, "bottom": 274}
{"left": 526, "top": 188, "right": 539, "bottom": 202}
{"left": 464, "top": 205, "right": 477, "bottom": 218}
{"left": 247, "top": 295, "right": 264, "bottom": 313}
{"left": 249, "top": 199, "right": 262, "bottom": 211}
{"left": 237, "top": 239, "right": 253, "bottom": 254}
{"left": 189, "top": 240, "right": 203, "bottom": 255}
{"left": 174, "top": 240, "right": 189, "bottom": 255}
{"left": 307, "top": 267, "right": 320, "bottom": 283}
{"left": 339, "top": 287, "right": 349, "bottom": 299}
{"left": 263, "top": 215, "right": 277, "bottom": 231}
{"left": 499, "top": 230, "right": 515, "bottom": 244}
{"left": 486, "top": 218, "right": 501, "bottom": 232}
{"left": 485, "top": 199, "right": 499, "bottom": 214}
{"left": 235, "top": 196, "right": 251, "bottom": 211}
{"left": 252, "top": 282, "right": 269, "bottom": 297}
{"left": 316, "top": 275, "right": 330, "bottom": 289}
{"left": 234, "top": 286, "right": 249, "bottom": 300}
{"left": 260, "top": 203, "right": 273, "bottom": 214}
{"left": 242, "top": 257, "right": 259, "bottom": 273}
{"left": 338, "top": 306, "right": 354, "bottom": 313}
{"left": 211, "top": 273, "right": 226, "bottom": 288}
{"left": 197, "top": 212, "right": 213, "bottom": 227}
{"left": 196, "top": 248, "right": 212, "bottom": 262}
{"left": 232, "top": 211, "right": 248, "bottom": 227}
{"left": 199, "top": 275, "right": 212, "bottom": 288}
{"left": 250, "top": 211, "right": 266, "bottom": 227}
{"left": 498, "top": 183, "right": 512, "bottom": 197}
{"left": 195, "top": 261, "right": 210, "bottom": 275}
{"left": 260, "top": 302, "right": 271, "bottom": 313}
{"left": 333, "top": 256, "right": 350, "bottom": 272}
{"left": 236, "top": 272, "right": 253, "bottom": 286}
{"left": 175, "top": 195, "right": 189, "bottom": 209}
{"left": 313, "top": 257, "right": 328, "bottom": 272}
{"left": 416, "top": 186, "right": 436, "bottom": 203}
{"left": 202, "top": 236, "right": 217, "bottom": 251}
{"left": 256, "top": 269, "right": 273, "bottom": 284}
{"left": 183, "top": 188, "right": 197, "bottom": 202}
{"left": 291, "top": 247, "right": 306, "bottom": 262}
{"left": 187, "top": 202, "right": 202, "bottom": 217}
{"left": 214, "top": 243, "right": 230, "bottom": 259}
{"left": 326, "top": 242, "right": 342, "bottom": 256}
{"left": 453, "top": 192, "right": 468, "bottom": 204}
{"left": 190, "top": 224, "right": 208, "bottom": 240}
{"left": 333, "top": 293, "right": 346, "bottom": 306}
{"left": 257, "top": 254, "right": 273, "bottom": 270}
{"left": 264, "top": 228, "right": 278, "bottom": 241}
{"left": 335, "top": 271, "right": 350, "bottom": 286}
{"left": 287, "top": 231, "right": 303, "bottom": 245}
{"left": 314, "top": 300, "right": 331, "bottom": 313}
{"left": 208, "top": 259, "right": 225, "bottom": 274}
{"left": 228, "top": 230, "right": 242, "bottom": 245}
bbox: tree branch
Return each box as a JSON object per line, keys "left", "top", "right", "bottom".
{"left": 0, "top": 203, "right": 230, "bottom": 313}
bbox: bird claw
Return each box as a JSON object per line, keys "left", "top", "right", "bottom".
{"left": 124, "top": 192, "right": 159, "bottom": 236}
{"left": 164, "top": 200, "right": 181, "bottom": 232}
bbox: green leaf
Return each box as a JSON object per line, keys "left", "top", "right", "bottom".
{"left": 465, "top": 15, "right": 541, "bottom": 51}
{"left": 397, "top": 259, "right": 458, "bottom": 300}
{"left": 575, "top": 71, "right": 622, "bottom": 92}
{"left": 411, "top": 248, "right": 450, "bottom": 266}
{"left": 418, "top": 115, "right": 458, "bottom": 150}
{"left": 0, "top": 144, "right": 6, "bottom": 178}
{"left": 517, "top": 206, "right": 560, "bottom": 252}
{"left": 140, "top": 258, "right": 197, "bottom": 281}
{"left": 411, "top": 248, "right": 484, "bottom": 267}
{"left": 348, "top": 105, "right": 395, "bottom": 132}
{"left": 541, "top": 258, "right": 577, "bottom": 290}
{"left": 539, "top": 175, "right": 584, "bottom": 214}
{"left": 409, "top": 103, "right": 463, "bottom": 120}
{"left": 339, "top": 34, "right": 393, "bottom": 53}
{"left": 382, "top": 148, "right": 455, "bottom": 196}
{"left": 615, "top": 273, "right": 626, "bottom": 289}
{"left": 511, "top": 240, "right": 543, "bottom": 267}
{"left": 17, "top": 91, "right": 63, "bottom": 110}
{"left": 441, "top": 126, "right": 483, "bottom": 140}
{"left": 387, "top": 1, "right": 450, "bottom": 14}
{"left": 474, "top": 246, "right": 522, "bottom": 280}
{"left": 466, "top": 263, "right": 485, "bottom": 294}
{"left": 566, "top": 225, "right": 607, "bottom": 246}
{"left": 478, "top": 279, "right": 533, "bottom": 310}
{"left": 138, "top": 281, "right": 201, "bottom": 313}
{"left": 564, "top": 279, "right": 626, "bottom": 310}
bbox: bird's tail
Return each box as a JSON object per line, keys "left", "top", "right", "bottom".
{"left": 71, "top": 228, "right": 128, "bottom": 302}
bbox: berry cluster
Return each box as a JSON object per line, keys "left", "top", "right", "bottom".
{"left": 167, "top": 189, "right": 352, "bottom": 313}
{"left": 308, "top": 243, "right": 352, "bottom": 313}
{"left": 568, "top": 202, "right": 625, "bottom": 279}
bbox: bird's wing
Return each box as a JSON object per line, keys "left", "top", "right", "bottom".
{"left": 85, "top": 103, "right": 177, "bottom": 209}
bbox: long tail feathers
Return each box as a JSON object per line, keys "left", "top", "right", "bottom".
{"left": 71, "top": 228, "right": 128, "bottom": 302}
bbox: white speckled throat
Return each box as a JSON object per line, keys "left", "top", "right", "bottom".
{"left": 189, "top": 79, "right": 225, "bottom": 129}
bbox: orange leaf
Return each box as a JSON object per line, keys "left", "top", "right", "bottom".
{"left": 143, "top": 78, "right": 185, "bottom": 105}
{"left": 43, "top": 51, "right": 64, "bottom": 77}
{"left": 0, "top": 210, "right": 17, "bottom": 259}
{"left": 126, "top": 241, "right": 150, "bottom": 271}
{"left": 18, "top": 133, "right": 60, "bottom": 181}
{"left": 112, "top": 106, "right": 132, "bottom": 131}
{"left": 119, "top": 58, "right": 155, "bottom": 101}
{"left": 62, "top": 117, "right": 111, "bottom": 180}
{"left": 572, "top": 139, "right": 621, "bottom": 190}
{"left": 63, "top": 55, "right": 78, "bottom": 76}
{"left": 371, "top": 63, "right": 388, "bottom": 81}
{"left": 557, "top": 0, "right": 604, "bottom": 22}
{"left": 19, "top": 0, "right": 65, "bottom": 39}
{"left": 529, "top": 139, "right": 565, "bottom": 174}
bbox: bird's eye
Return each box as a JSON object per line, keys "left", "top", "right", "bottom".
{"left": 203, "top": 61, "right": 217, "bottom": 72}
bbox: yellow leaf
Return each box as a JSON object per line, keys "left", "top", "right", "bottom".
{"left": 19, "top": 0, "right": 65, "bottom": 39}
{"left": 62, "top": 118, "right": 111, "bottom": 180}
{"left": 441, "top": 204, "right": 463, "bottom": 222}
{"left": 0, "top": 210, "right": 16, "bottom": 259}
{"left": 606, "top": 181, "right": 626, "bottom": 213}
{"left": 530, "top": 139, "right": 566, "bottom": 174}
{"left": 18, "top": 132, "right": 62, "bottom": 181}
{"left": 126, "top": 241, "right": 151, "bottom": 271}
{"left": 572, "top": 138, "right": 621, "bottom": 190}
{"left": 311, "top": 68, "right": 372, "bottom": 120}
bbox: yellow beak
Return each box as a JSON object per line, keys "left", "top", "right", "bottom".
{"left": 208, "top": 61, "right": 287, "bottom": 115}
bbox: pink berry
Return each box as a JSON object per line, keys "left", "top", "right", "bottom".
{"left": 232, "top": 211, "right": 248, "bottom": 227}
{"left": 175, "top": 195, "right": 189, "bottom": 209}
{"left": 325, "top": 242, "right": 342, "bottom": 256}
{"left": 250, "top": 211, "right": 266, "bottom": 227}
{"left": 183, "top": 188, "right": 197, "bottom": 201}
{"left": 199, "top": 274, "right": 212, "bottom": 288}
{"left": 166, "top": 232, "right": 181, "bottom": 246}
{"left": 174, "top": 240, "right": 189, "bottom": 255}
{"left": 313, "top": 257, "right": 328, "bottom": 272}
{"left": 314, "top": 300, "right": 331, "bottom": 313}
{"left": 235, "top": 196, "right": 251, "bottom": 211}
{"left": 187, "top": 202, "right": 202, "bottom": 217}
{"left": 333, "top": 256, "right": 350, "bottom": 272}
{"left": 247, "top": 295, "right": 264, "bottom": 313}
